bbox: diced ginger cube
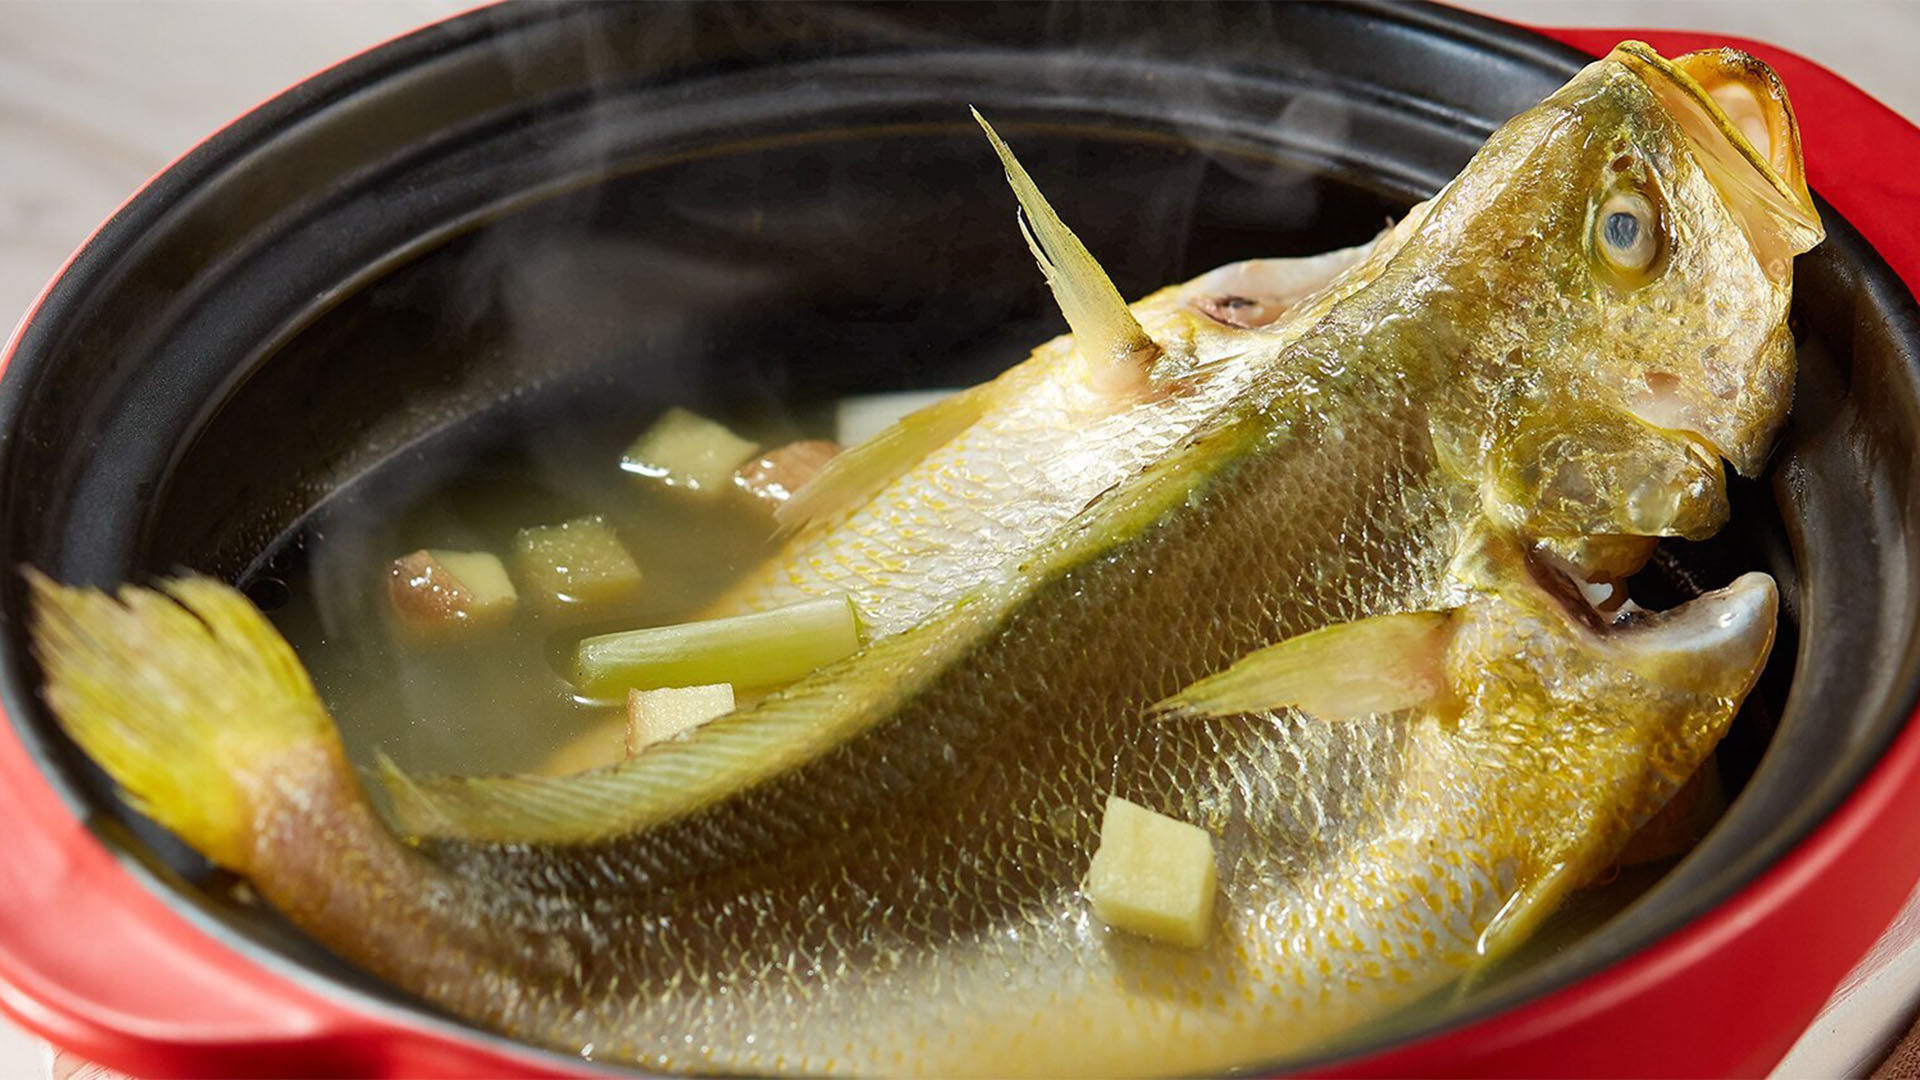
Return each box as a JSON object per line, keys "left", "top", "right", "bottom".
{"left": 622, "top": 407, "right": 759, "bottom": 497}
{"left": 626, "top": 683, "right": 736, "bottom": 753}
{"left": 514, "top": 515, "right": 642, "bottom": 613}
{"left": 732, "top": 439, "right": 841, "bottom": 510}
{"left": 387, "top": 548, "right": 518, "bottom": 635}
{"left": 1085, "top": 796, "right": 1217, "bottom": 948}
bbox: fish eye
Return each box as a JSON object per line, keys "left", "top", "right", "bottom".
{"left": 1593, "top": 189, "right": 1662, "bottom": 279}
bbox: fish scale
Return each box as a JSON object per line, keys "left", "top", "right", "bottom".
{"left": 386, "top": 362, "right": 1465, "bottom": 1074}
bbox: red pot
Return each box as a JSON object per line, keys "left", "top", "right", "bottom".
{"left": 1, "top": 7, "right": 1917, "bottom": 1077}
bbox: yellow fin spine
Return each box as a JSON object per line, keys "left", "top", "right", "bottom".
{"left": 1155, "top": 609, "right": 1454, "bottom": 721}
{"left": 972, "top": 109, "right": 1158, "bottom": 384}
{"left": 774, "top": 384, "right": 989, "bottom": 530}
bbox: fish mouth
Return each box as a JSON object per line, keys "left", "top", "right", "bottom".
{"left": 1526, "top": 540, "right": 1774, "bottom": 667}
{"left": 1611, "top": 41, "right": 1824, "bottom": 279}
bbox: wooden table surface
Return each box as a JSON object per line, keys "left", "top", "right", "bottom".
{"left": 2, "top": 1, "right": 1916, "bottom": 1076}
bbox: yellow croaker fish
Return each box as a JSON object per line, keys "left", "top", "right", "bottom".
{"left": 31, "top": 43, "right": 1821, "bottom": 1077}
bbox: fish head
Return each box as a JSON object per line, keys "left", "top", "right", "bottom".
{"left": 1422, "top": 42, "right": 1822, "bottom": 577}
{"left": 1578, "top": 42, "right": 1823, "bottom": 476}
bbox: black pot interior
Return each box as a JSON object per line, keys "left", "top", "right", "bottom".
{"left": 3, "top": 2, "right": 1918, "bottom": 1072}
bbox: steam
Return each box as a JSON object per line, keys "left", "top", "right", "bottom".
{"left": 293, "top": 2, "right": 1374, "bottom": 770}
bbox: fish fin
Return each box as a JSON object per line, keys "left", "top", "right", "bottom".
{"left": 27, "top": 571, "right": 336, "bottom": 870}
{"left": 375, "top": 749, "right": 456, "bottom": 835}
{"left": 1467, "top": 858, "right": 1592, "bottom": 986}
{"left": 1154, "top": 610, "right": 1454, "bottom": 721}
{"left": 381, "top": 763, "right": 609, "bottom": 842}
{"left": 1444, "top": 858, "right": 1590, "bottom": 1008}
{"left": 1618, "top": 760, "right": 1725, "bottom": 867}
{"left": 384, "top": 584, "right": 1006, "bottom": 844}
{"left": 973, "top": 109, "right": 1159, "bottom": 390}
{"left": 774, "top": 384, "right": 990, "bottom": 530}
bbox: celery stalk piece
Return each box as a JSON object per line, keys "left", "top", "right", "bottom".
{"left": 514, "top": 515, "right": 642, "bottom": 614}
{"left": 575, "top": 594, "right": 861, "bottom": 697}
{"left": 621, "top": 407, "right": 760, "bottom": 497}
{"left": 626, "top": 683, "right": 736, "bottom": 752}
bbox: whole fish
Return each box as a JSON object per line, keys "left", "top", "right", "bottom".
{"left": 32, "top": 42, "right": 1821, "bottom": 1078}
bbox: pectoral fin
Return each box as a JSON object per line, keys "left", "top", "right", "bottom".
{"left": 1452, "top": 857, "right": 1592, "bottom": 1002}
{"left": 1154, "top": 610, "right": 1454, "bottom": 721}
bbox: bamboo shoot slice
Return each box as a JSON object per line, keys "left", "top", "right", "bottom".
{"left": 622, "top": 407, "right": 759, "bottom": 497}
{"left": 514, "top": 516, "right": 642, "bottom": 614}
{"left": 626, "top": 683, "right": 736, "bottom": 752}
{"left": 1085, "top": 796, "right": 1218, "bottom": 948}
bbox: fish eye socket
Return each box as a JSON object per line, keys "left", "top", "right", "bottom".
{"left": 1594, "top": 190, "right": 1662, "bottom": 278}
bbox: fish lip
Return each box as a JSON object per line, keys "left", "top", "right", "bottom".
{"left": 1610, "top": 41, "right": 1823, "bottom": 262}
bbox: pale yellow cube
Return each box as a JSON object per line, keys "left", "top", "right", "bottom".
{"left": 514, "top": 515, "right": 642, "bottom": 613}
{"left": 1085, "top": 796, "right": 1217, "bottom": 948}
{"left": 627, "top": 683, "right": 736, "bottom": 752}
{"left": 621, "top": 407, "right": 759, "bottom": 496}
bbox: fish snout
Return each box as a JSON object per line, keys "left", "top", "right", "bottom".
{"left": 1610, "top": 42, "right": 1823, "bottom": 280}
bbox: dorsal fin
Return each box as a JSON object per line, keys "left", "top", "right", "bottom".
{"left": 973, "top": 109, "right": 1158, "bottom": 381}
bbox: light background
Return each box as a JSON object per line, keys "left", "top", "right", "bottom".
{"left": 0, "top": 1, "right": 1914, "bottom": 1075}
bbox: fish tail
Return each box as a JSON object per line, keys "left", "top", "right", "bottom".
{"left": 27, "top": 570, "right": 338, "bottom": 871}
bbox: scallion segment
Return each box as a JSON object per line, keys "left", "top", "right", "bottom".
{"left": 575, "top": 593, "right": 861, "bottom": 696}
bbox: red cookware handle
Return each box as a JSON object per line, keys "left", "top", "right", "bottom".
{"left": 2, "top": 19, "right": 1919, "bottom": 1080}
{"left": 0, "top": 728, "right": 360, "bottom": 1076}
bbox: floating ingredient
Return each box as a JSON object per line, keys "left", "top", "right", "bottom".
{"left": 573, "top": 593, "right": 861, "bottom": 697}
{"left": 627, "top": 683, "right": 737, "bottom": 752}
{"left": 622, "top": 406, "right": 760, "bottom": 497}
{"left": 386, "top": 549, "right": 517, "bottom": 636}
{"left": 513, "top": 515, "right": 642, "bottom": 614}
{"left": 732, "top": 439, "right": 841, "bottom": 512}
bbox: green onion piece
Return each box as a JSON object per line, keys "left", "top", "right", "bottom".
{"left": 575, "top": 594, "right": 862, "bottom": 696}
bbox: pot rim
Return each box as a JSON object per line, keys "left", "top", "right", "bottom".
{"left": 0, "top": 6, "right": 1917, "bottom": 1078}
